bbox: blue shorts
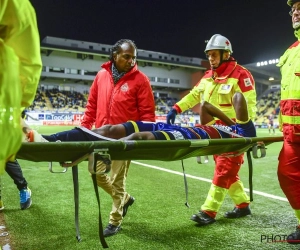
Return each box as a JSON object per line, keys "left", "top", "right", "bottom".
{"left": 123, "top": 121, "right": 234, "bottom": 140}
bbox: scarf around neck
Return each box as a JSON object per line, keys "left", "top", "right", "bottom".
{"left": 111, "top": 63, "right": 126, "bottom": 84}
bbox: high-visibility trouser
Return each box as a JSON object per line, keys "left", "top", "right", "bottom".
{"left": 201, "top": 154, "right": 249, "bottom": 214}
{"left": 278, "top": 140, "right": 300, "bottom": 224}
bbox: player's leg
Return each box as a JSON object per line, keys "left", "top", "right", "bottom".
{"left": 51, "top": 124, "right": 127, "bottom": 141}
{"left": 199, "top": 101, "right": 235, "bottom": 125}
{"left": 94, "top": 121, "right": 156, "bottom": 140}
{"left": 232, "top": 93, "right": 256, "bottom": 137}
{"left": 47, "top": 121, "right": 154, "bottom": 141}
{"left": 24, "top": 120, "right": 157, "bottom": 142}
{"left": 22, "top": 120, "right": 126, "bottom": 142}
{"left": 232, "top": 93, "right": 249, "bottom": 122}
{"left": 121, "top": 131, "right": 156, "bottom": 140}
{"left": 40, "top": 128, "right": 99, "bottom": 142}
{"left": 109, "top": 121, "right": 158, "bottom": 140}
{"left": 93, "top": 124, "right": 127, "bottom": 139}
{"left": 199, "top": 92, "right": 249, "bottom": 125}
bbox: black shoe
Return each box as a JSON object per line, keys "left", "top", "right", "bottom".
{"left": 123, "top": 196, "right": 135, "bottom": 217}
{"left": 224, "top": 206, "right": 251, "bottom": 218}
{"left": 287, "top": 226, "right": 300, "bottom": 244}
{"left": 190, "top": 211, "right": 216, "bottom": 226}
{"left": 103, "top": 224, "right": 121, "bottom": 237}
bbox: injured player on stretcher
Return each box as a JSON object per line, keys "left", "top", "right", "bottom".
{"left": 22, "top": 92, "right": 256, "bottom": 143}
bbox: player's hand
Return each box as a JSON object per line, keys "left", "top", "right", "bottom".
{"left": 167, "top": 109, "right": 177, "bottom": 124}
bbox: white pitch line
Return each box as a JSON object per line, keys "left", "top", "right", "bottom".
{"left": 132, "top": 161, "right": 288, "bottom": 202}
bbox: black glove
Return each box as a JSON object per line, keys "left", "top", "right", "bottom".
{"left": 167, "top": 108, "right": 177, "bottom": 124}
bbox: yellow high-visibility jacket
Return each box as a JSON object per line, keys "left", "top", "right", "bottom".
{"left": 174, "top": 58, "right": 257, "bottom": 121}
{"left": 0, "top": 0, "right": 42, "bottom": 173}
{"left": 277, "top": 28, "right": 300, "bottom": 143}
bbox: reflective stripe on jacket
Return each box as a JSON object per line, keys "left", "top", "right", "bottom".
{"left": 81, "top": 61, "right": 155, "bottom": 129}
{"left": 175, "top": 58, "right": 257, "bottom": 121}
{"left": 277, "top": 29, "right": 300, "bottom": 143}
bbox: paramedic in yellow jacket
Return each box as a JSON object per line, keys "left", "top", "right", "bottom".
{"left": 167, "top": 34, "right": 257, "bottom": 226}
{"left": 277, "top": 0, "right": 300, "bottom": 244}
{"left": 0, "top": 0, "right": 42, "bottom": 173}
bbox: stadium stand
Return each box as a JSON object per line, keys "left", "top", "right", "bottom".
{"left": 24, "top": 36, "right": 282, "bottom": 128}
{"left": 254, "top": 89, "right": 280, "bottom": 128}
{"left": 29, "top": 87, "right": 87, "bottom": 113}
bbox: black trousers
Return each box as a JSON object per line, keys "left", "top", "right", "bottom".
{"left": 43, "top": 128, "right": 99, "bottom": 142}
{"left": 6, "top": 160, "right": 28, "bottom": 191}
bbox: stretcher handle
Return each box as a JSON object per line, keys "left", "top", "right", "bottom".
{"left": 251, "top": 142, "right": 266, "bottom": 158}
{"left": 88, "top": 150, "right": 111, "bottom": 174}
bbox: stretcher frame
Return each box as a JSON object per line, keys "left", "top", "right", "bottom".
{"left": 16, "top": 136, "right": 284, "bottom": 248}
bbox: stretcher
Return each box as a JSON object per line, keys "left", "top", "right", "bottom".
{"left": 16, "top": 136, "right": 284, "bottom": 248}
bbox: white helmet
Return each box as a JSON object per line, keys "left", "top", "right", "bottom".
{"left": 204, "top": 34, "right": 233, "bottom": 54}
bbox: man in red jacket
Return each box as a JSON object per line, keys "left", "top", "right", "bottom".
{"left": 81, "top": 39, "right": 155, "bottom": 237}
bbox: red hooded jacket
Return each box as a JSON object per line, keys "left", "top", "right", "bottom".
{"left": 81, "top": 61, "right": 155, "bottom": 129}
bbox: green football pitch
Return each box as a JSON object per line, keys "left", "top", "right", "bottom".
{"left": 1, "top": 126, "right": 298, "bottom": 249}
